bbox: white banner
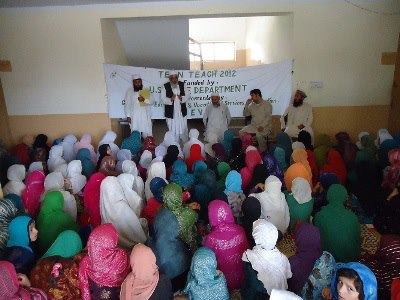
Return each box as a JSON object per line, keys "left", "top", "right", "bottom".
{"left": 104, "top": 60, "right": 293, "bottom": 119}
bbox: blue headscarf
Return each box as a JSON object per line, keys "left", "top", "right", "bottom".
{"left": 170, "top": 160, "right": 195, "bottom": 190}
{"left": 320, "top": 173, "right": 340, "bottom": 191}
{"left": 4, "top": 194, "right": 24, "bottom": 213}
{"left": 273, "top": 146, "right": 287, "bottom": 172}
{"left": 184, "top": 247, "right": 229, "bottom": 300}
{"left": 150, "top": 208, "right": 190, "bottom": 279}
{"left": 76, "top": 148, "right": 96, "bottom": 178}
{"left": 224, "top": 170, "right": 243, "bottom": 194}
{"left": 223, "top": 130, "right": 235, "bottom": 156}
{"left": 150, "top": 177, "right": 167, "bottom": 203}
{"left": 276, "top": 132, "right": 293, "bottom": 163}
{"left": 7, "top": 215, "right": 33, "bottom": 252}
{"left": 121, "top": 130, "right": 142, "bottom": 155}
{"left": 331, "top": 262, "right": 377, "bottom": 300}
{"left": 192, "top": 161, "right": 208, "bottom": 181}
{"left": 52, "top": 138, "right": 63, "bottom": 146}
{"left": 194, "top": 184, "right": 213, "bottom": 222}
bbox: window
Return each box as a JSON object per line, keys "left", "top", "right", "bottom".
{"left": 189, "top": 41, "right": 236, "bottom": 62}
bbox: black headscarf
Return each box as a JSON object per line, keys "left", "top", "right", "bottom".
{"left": 163, "top": 145, "right": 179, "bottom": 170}
{"left": 32, "top": 134, "right": 49, "bottom": 151}
{"left": 97, "top": 144, "right": 110, "bottom": 170}
{"left": 249, "top": 164, "right": 268, "bottom": 191}
{"left": 229, "top": 138, "right": 245, "bottom": 171}
{"left": 241, "top": 196, "right": 261, "bottom": 247}
{"left": 298, "top": 130, "right": 313, "bottom": 150}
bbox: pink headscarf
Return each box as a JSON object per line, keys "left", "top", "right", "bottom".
{"left": 382, "top": 149, "right": 400, "bottom": 190}
{"left": 203, "top": 200, "right": 249, "bottom": 290}
{"left": 0, "top": 261, "right": 35, "bottom": 300}
{"left": 240, "top": 133, "right": 253, "bottom": 151}
{"left": 79, "top": 224, "right": 130, "bottom": 300}
{"left": 120, "top": 244, "right": 159, "bottom": 300}
{"left": 21, "top": 170, "right": 45, "bottom": 218}
{"left": 240, "top": 150, "right": 262, "bottom": 189}
{"left": 74, "top": 134, "right": 97, "bottom": 163}
{"left": 83, "top": 172, "right": 106, "bottom": 228}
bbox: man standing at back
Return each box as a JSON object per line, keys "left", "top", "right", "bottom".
{"left": 161, "top": 71, "right": 189, "bottom": 143}
{"left": 203, "top": 92, "right": 231, "bottom": 142}
{"left": 240, "top": 89, "right": 272, "bottom": 151}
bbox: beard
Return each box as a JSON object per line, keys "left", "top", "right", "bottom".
{"left": 133, "top": 84, "right": 143, "bottom": 92}
{"left": 293, "top": 100, "right": 303, "bottom": 107}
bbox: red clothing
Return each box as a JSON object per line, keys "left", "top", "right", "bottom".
{"left": 320, "top": 149, "right": 347, "bottom": 184}
{"left": 83, "top": 172, "right": 106, "bottom": 228}
{"left": 392, "top": 278, "right": 400, "bottom": 300}
{"left": 141, "top": 197, "right": 162, "bottom": 226}
{"left": 306, "top": 150, "right": 319, "bottom": 186}
{"left": 186, "top": 144, "right": 205, "bottom": 172}
{"left": 11, "top": 143, "right": 31, "bottom": 166}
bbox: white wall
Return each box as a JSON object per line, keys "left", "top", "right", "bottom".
{"left": 116, "top": 17, "right": 189, "bottom": 69}
{"left": 0, "top": 0, "right": 399, "bottom": 116}
{"left": 189, "top": 17, "right": 247, "bottom": 49}
{"left": 101, "top": 18, "right": 129, "bottom": 65}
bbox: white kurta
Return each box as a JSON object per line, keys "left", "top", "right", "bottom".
{"left": 161, "top": 83, "right": 189, "bottom": 142}
{"left": 280, "top": 102, "right": 313, "bottom": 139}
{"left": 124, "top": 87, "right": 153, "bottom": 137}
{"left": 203, "top": 102, "right": 231, "bottom": 142}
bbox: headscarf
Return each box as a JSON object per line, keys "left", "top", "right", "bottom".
{"left": 170, "top": 160, "right": 195, "bottom": 190}
{"left": 116, "top": 149, "right": 131, "bottom": 173}
{"left": 240, "top": 132, "right": 253, "bottom": 151}
{"left": 276, "top": 132, "right": 293, "bottom": 163}
{"left": 249, "top": 164, "right": 268, "bottom": 191}
{"left": 298, "top": 130, "right": 313, "bottom": 150}
{"left": 162, "top": 131, "right": 183, "bottom": 157}
{"left": 163, "top": 183, "right": 198, "bottom": 249}
{"left": 241, "top": 149, "right": 263, "bottom": 190}
{"left": 193, "top": 160, "right": 208, "bottom": 180}
{"left": 32, "top": 134, "right": 49, "bottom": 151}
{"left": 28, "top": 161, "right": 44, "bottom": 173}
{"left": 3, "top": 164, "right": 26, "bottom": 197}
{"left": 183, "top": 129, "right": 205, "bottom": 159}
{"left": 36, "top": 191, "right": 78, "bottom": 254}
{"left": 122, "top": 160, "right": 145, "bottom": 198}
{"left": 117, "top": 173, "right": 144, "bottom": 217}
{"left": 288, "top": 223, "right": 322, "bottom": 293}
{"left": 145, "top": 162, "right": 166, "bottom": 200}
{"left": 79, "top": 224, "right": 129, "bottom": 300}
{"left": 99, "top": 156, "right": 117, "bottom": 177}
{"left": 320, "top": 172, "right": 340, "bottom": 191}
{"left": 274, "top": 146, "right": 287, "bottom": 172}
{"left": 224, "top": 170, "right": 243, "bottom": 194}
{"left": 139, "top": 150, "right": 152, "bottom": 170}
{"left": 251, "top": 175, "right": 290, "bottom": 234}
{"left": 62, "top": 134, "right": 78, "bottom": 163}
{"left": 97, "top": 143, "right": 110, "bottom": 170}
{"left": 212, "top": 143, "right": 228, "bottom": 161}
{"left": 376, "top": 128, "right": 393, "bottom": 146}
{"left": 330, "top": 262, "right": 377, "bottom": 300}
{"left": 241, "top": 196, "right": 261, "bottom": 247}
{"left": 11, "top": 135, "right": 34, "bottom": 166}
{"left": 186, "top": 144, "right": 205, "bottom": 172}
{"left": 100, "top": 176, "right": 147, "bottom": 247}
{"left": 270, "top": 289, "right": 302, "bottom": 300}
{"left": 0, "top": 198, "right": 18, "bottom": 255}
{"left": 42, "top": 230, "right": 82, "bottom": 258}
{"left": 47, "top": 145, "right": 67, "bottom": 173}
{"left": 163, "top": 145, "right": 179, "bottom": 170}
{"left": 314, "top": 134, "right": 333, "bottom": 168}
{"left": 314, "top": 184, "right": 361, "bottom": 262}
{"left": 291, "top": 148, "right": 312, "bottom": 177}
{"left": 121, "top": 130, "right": 142, "bottom": 156}
{"left": 21, "top": 170, "right": 45, "bottom": 217}
{"left": 320, "top": 149, "right": 347, "bottom": 184}
{"left": 143, "top": 136, "right": 156, "bottom": 155}
{"left": 284, "top": 162, "right": 312, "bottom": 191}
{"left": 150, "top": 177, "right": 167, "bottom": 202}
{"left": 216, "top": 162, "right": 230, "bottom": 192}
{"left": 150, "top": 208, "right": 191, "bottom": 279}
{"left": 83, "top": 172, "right": 106, "bottom": 228}
{"left": 382, "top": 148, "right": 400, "bottom": 190}
{"left": 73, "top": 133, "right": 96, "bottom": 162}
{"left": 4, "top": 194, "right": 24, "bottom": 213}
{"left": 262, "top": 153, "right": 283, "bottom": 180}
{"left": 184, "top": 247, "right": 229, "bottom": 300}
{"left": 120, "top": 244, "right": 159, "bottom": 300}
{"left": 356, "top": 134, "right": 377, "bottom": 162}
{"left": 291, "top": 177, "right": 312, "bottom": 204}
{"left": 76, "top": 148, "right": 96, "bottom": 178}
{"left": 242, "top": 219, "right": 292, "bottom": 295}
{"left": 223, "top": 129, "right": 235, "bottom": 155}
{"left": 292, "top": 141, "right": 305, "bottom": 150}
{"left": 98, "top": 130, "right": 120, "bottom": 158}
{"left": 153, "top": 145, "right": 167, "bottom": 162}
{"left": 66, "top": 160, "right": 87, "bottom": 194}
{"left": 7, "top": 215, "right": 33, "bottom": 252}
{"left": 204, "top": 200, "right": 249, "bottom": 290}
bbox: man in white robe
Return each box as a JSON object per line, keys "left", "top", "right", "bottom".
{"left": 124, "top": 74, "right": 153, "bottom": 137}
{"left": 161, "top": 71, "right": 189, "bottom": 143}
{"left": 203, "top": 92, "right": 231, "bottom": 143}
{"left": 280, "top": 90, "right": 313, "bottom": 140}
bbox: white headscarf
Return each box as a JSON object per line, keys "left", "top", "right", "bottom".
{"left": 356, "top": 132, "right": 369, "bottom": 149}
{"left": 183, "top": 128, "right": 205, "bottom": 159}
{"left": 139, "top": 150, "right": 153, "bottom": 170}
{"left": 291, "top": 177, "right": 312, "bottom": 204}
{"left": 117, "top": 173, "right": 144, "bottom": 217}
{"left": 116, "top": 149, "right": 132, "bottom": 173}
{"left": 98, "top": 130, "right": 120, "bottom": 159}
{"left": 44, "top": 171, "right": 77, "bottom": 220}
{"left": 100, "top": 176, "right": 147, "bottom": 247}
{"left": 245, "top": 145, "right": 258, "bottom": 153}
{"left": 162, "top": 131, "right": 183, "bottom": 157}
{"left": 204, "top": 132, "right": 219, "bottom": 157}
{"left": 270, "top": 289, "right": 302, "bottom": 300}
{"left": 250, "top": 175, "right": 290, "bottom": 234}
{"left": 242, "top": 219, "right": 292, "bottom": 295}
{"left": 152, "top": 145, "right": 167, "bottom": 165}
{"left": 145, "top": 162, "right": 167, "bottom": 200}
{"left": 62, "top": 134, "right": 78, "bottom": 163}
{"left": 3, "top": 164, "right": 26, "bottom": 196}
{"left": 28, "top": 162, "right": 44, "bottom": 174}
{"left": 122, "top": 160, "right": 144, "bottom": 199}
{"left": 48, "top": 145, "right": 67, "bottom": 173}
{"left": 66, "top": 160, "right": 87, "bottom": 194}
{"left": 292, "top": 141, "right": 305, "bottom": 150}
{"left": 376, "top": 128, "right": 393, "bottom": 146}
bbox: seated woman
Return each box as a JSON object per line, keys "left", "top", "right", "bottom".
{"left": 228, "top": 138, "right": 245, "bottom": 172}
{"left": 186, "top": 144, "right": 205, "bottom": 172}
{"left": 21, "top": 170, "right": 45, "bottom": 218}
{"left": 30, "top": 230, "right": 84, "bottom": 300}
{"left": 145, "top": 162, "right": 167, "bottom": 200}
{"left": 314, "top": 184, "right": 361, "bottom": 263}
{"left": 0, "top": 198, "right": 19, "bottom": 255}
{"left": 0, "top": 261, "right": 47, "bottom": 299}
{"left": 204, "top": 200, "right": 249, "bottom": 290}
{"left": 5, "top": 215, "right": 38, "bottom": 274}
{"left": 323, "top": 262, "right": 377, "bottom": 300}
{"left": 141, "top": 177, "right": 167, "bottom": 227}
{"left": 241, "top": 219, "right": 292, "bottom": 298}
{"left": 320, "top": 149, "right": 347, "bottom": 185}
{"left": 241, "top": 196, "right": 261, "bottom": 248}
{"left": 183, "top": 247, "right": 229, "bottom": 300}
{"left": 76, "top": 148, "right": 96, "bottom": 178}
{"left": 3, "top": 164, "right": 26, "bottom": 197}
{"left": 170, "top": 160, "right": 195, "bottom": 191}
{"left": 98, "top": 130, "right": 120, "bottom": 159}
{"left": 288, "top": 223, "right": 322, "bottom": 294}
{"left": 313, "top": 172, "right": 340, "bottom": 216}
{"left": 79, "top": 224, "right": 130, "bottom": 300}
{"left": 122, "top": 131, "right": 143, "bottom": 159}
{"left": 285, "top": 177, "right": 314, "bottom": 227}
{"left": 120, "top": 243, "right": 173, "bottom": 300}
{"left": 223, "top": 170, "right": 246, "bottom": 219}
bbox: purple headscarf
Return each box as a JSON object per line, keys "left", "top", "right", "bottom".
{"left": 212, "top": 143, "right": 228, "bottom": 161}
{"left": 288, "top": 223, "right": 322, "bottom": 294}
{"left": 262, "top": 153, "right": 283, "bottom": 181}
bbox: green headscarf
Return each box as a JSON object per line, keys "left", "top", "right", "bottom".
{"left": 36, "top": 191, "right": 78, "bottom": 254}
{"left": 356, "top": 135, "right": 377, "bottom": 163}
{"left": 42, "top": 230, "right": 82, "bottom": 258}
{"left": 314, "top": 134, "right": 333, "bottom": 168}
{"left": 216, "top": 162, "right": 231, "bottom": 194}
{"left": 163, "top": 183, "right": 198, "bottom": 250}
